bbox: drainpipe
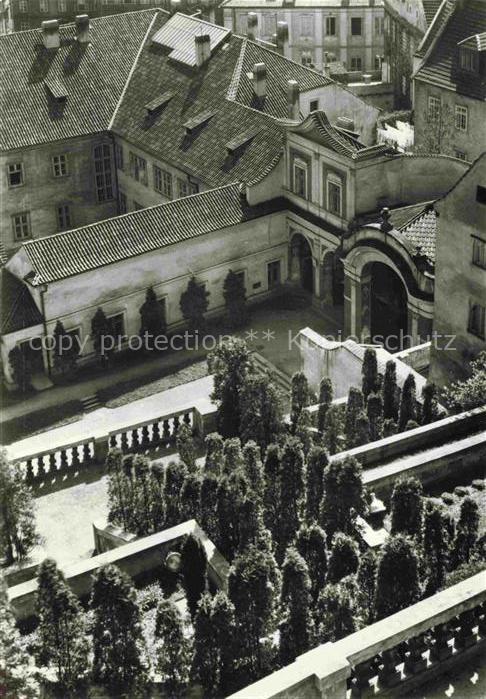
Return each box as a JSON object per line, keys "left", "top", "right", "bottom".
{"left": 39, "top": 283, "right": 52, "bottom": 377}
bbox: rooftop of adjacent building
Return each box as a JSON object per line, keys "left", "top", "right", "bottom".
{"left": 221, "top": 0, "right": 383, "bottom": 8}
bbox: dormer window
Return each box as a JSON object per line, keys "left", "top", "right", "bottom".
{"left": 293, "top": 159, "right": 308, "bottom": 199}
{"left": 459, "top": 47, "right": 479, "bottom": 73}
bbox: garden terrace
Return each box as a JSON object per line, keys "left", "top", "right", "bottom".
{"left": 229, "top": 571, "right": 486, "bottom": 699}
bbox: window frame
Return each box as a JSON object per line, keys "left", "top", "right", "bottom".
{"left": 326, "top": 173, "right": 343, "bottom": 217}
{"left": 107, "top": 312, "right": 126, "bottom": 343}
{"left": 428, "top": 95, "right": 441, "bottom": 122}
{"left": 52, "top": 154, "right": 68, "bottom": 178}
{"left": 293, "top": 159, "right": 308, "bottom": 199}
{"left": 118, "top": 191, "right": 127, "bottom": 214}
{"left": 56, "top": 203, "right": 72, "bottom": 231}
{"left": 472, "top": 237, "right": 486, "bottom": 270}
{"left": 468, "top": 302, "right": 486, "bottom": 339}
{"left": 93, "top": 144, "right": 114, "bottom": 202}
{"left": 325, "top": 16, "right": 336, "bottom": 36}
{"left": 267, "top": 259, "right": 281, "bottom": 288}
{"left": 12, "top": 211, "right": 31, "bottom": 241}
{"left": 455, "top": 104, "right": 468, "bottom": 132}
{"left": 114, "top": 143, "right": 124, "bottom": 171}
{"left": 351, "top": 17, "right": 362, "bottom": 36}
{"left": 7, "top": 162, "right": 24, "bottom": 188}
{"left": 350, "top": 55, "right": 363, "bottom": 71}
{"left": 309, "top": 99, "right": 319, "bottom": 112}
{"left": 459, "top": 48, "right": 479, "bottom": 73}
{"left": 129, "top": 152, "right": 148, "bottom": 186}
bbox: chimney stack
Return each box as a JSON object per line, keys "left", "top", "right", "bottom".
{"left": 41, "top": 19, "right": 60, "bottom": 50}
{"left": 287, "top": 79, "right": 300, "bottom": 120}
{"left": 247, "top": 12, "right": 258, "bottom": 40}
{"left": 252, "top": 62, "right": 267, "bottom": 98}
{"left": 276, "top": 21, "right": 289, "bottom": 55}
{"left": 75, "top": 14, "right": 90, "bottom": 44}
{"left": 195, "top": 34, "right": 211, "bottom": 67}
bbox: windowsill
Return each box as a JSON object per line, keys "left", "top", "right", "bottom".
{"left": 8, "top": 184, "right": 24, "bottom": 189}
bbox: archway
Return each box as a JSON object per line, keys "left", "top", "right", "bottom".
{"left": 367, "top": 261, "right": 408, "bottom": 351}
{"left": 289, "top": 233, "right": 314, "bottom": 294}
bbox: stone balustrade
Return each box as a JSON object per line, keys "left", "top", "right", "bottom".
{"left": 228, "top": 572, "right": 486, "bottom": 699}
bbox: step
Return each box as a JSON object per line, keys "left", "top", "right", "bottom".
{"left": 80, "top": 394, "right": 101, "bottom": 412}
{"left": 251, "top": 352, "right": 291, "bottom": 394}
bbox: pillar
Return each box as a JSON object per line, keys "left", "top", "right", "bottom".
{"left": 289, "top": 238, "right": 301, "bottom": 284}
{"left": 321, "top": 254, "right": 334, "bottom": 305}
{"left": 313, "top": 258, "right": 321, "bottom": 298}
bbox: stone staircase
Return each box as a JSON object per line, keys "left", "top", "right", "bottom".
{"left": 80, "top": 393, "right": 101, "bottom": 412}
{"left": 251, "top": 351, "right": 291, "bottom": 397}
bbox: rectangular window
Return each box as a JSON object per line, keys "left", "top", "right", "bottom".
{"left": 94, "top": 144, "right": 113, "bottom": 201}
{"left": 301, "top": 51, "right": 313, "bottom": 67}
{"left": 114, "top": 143, "right": 124, "bottom": 171}
{"left": 118, "top": 191, "right": 127, "bottom": 214}
{"left": 375, "top": 55, "right": 383, "bottom": 71}
{"left": 351, "top": 17, "right": 362, "bottom": 36}
{"left": 154, "top": 166, "right": 173, "bottom": 198}
{"left": 108, "top": 313, "right": 125, "bottom": 341}
{"left": 455, "top": 149, "right": 467, "bottom": 161}
{"left": 428, "top": 95, "right": 441, "bottom": 122}
{"left": 468, "top": 303, "right": 485, "bottom": 339}
{"left": 235, "top": 270, "right": 246, "bottom": 290}
{"left": 59, "top": 0, "right": 67, "bottom": 12}
{"left": 327, "top": 176, "right": 342, "bottom": 216}
{"left": 40, "top": 0, "right": 49, "bottom": 12}
{"left": 325, "top": 16, "right": 336, "bottom": 36}
{"left": 293, "top": 160, "right": 308, "bottom": 199}
{"left": 7, "top": 163, "right": 24, "bottom": 187}
{"left": 129, "top": 152, "right": 148, "bottom": 186}
{"left": 189, "top": 181, "right": 199, "bottom": 195}
{"left": 57, "top": 204, "right": 71, "bottom": 231}
{"left": 477, "top": 186, "right": 486, "bottom": 205}
{"left": 455, "top": 105, "right": 468, "bottom": 132}
{"left": 12, "top": 212, "right": 31, "bottom": 241}
{"left": 310, "top": 99, "right": 319, "bottom": 112}
{"left": 18, "top": 0, "right": 28, "bottom": 11}
{"left": 350, "top": 56, "right": 362, "bottom": 71}
{"left": 52, "top": 154, "right": 68, "bottom": 177}
{"left": 459, "top": 48, "right": 479, "bottom": 73}
{"left": 267, "top": 260, "right": 281, "bottom": 288}
{"left": 374, "top": 17, "right": 384, "bottom": 35}
{"left": 177, "top": 178, "right": 196, "bottom": 198}
{"left": 472, "top": 238, "right": 486, "bottom": 269}
{"left": 301, "top": 14, "right": 313, "bottom": 37}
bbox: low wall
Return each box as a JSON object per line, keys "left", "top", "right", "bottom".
{"left": 395, "top": 341, "right": 430, "bottom": 372}
{"left": 8, "top": 519, "right": 229, "bottom": 623}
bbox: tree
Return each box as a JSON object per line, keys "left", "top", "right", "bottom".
{"left": 390, "top": 477, "right": 424, "bottom": 540}
{"left": 210, "top": 591, "right": 237, "bottom": 694}
{"left": 0, "top": 574, "right": 40, "bottom": 698}
{"left": 222, "top": 437, "right": 244, "bottom": 475}
{"left": 176, "top": 423, "right": 197, "bottom": 472}
{"left": 443, "top": 351, "right": 486, "bottom": 412}
{"left": 223, "top": 269, "right": 247, "bottom": 329}
{"left": 209, "top": 338, "right": 254, "bottom": 438}
{"left": 422, "top": 382, "right": 440, "bottom": 425}
{"left": 139, "top": 286, "right": 166, "bottom": 340}
{"left": 238, "top": 496, "right": 271, "bottom": 554}
{"left": 191, "top": 592, "right": 218, "bottom": 693}
{"left": 415, "top": 103, "right": 455, "bottom": 156}
{"left": 9, "top": 345, "right": 32, "bottom": 392}
{"left": 279, "top": 547, "right": 314, "bottom": 664}
{"left": 320, "top": 456, "right": 367, "bottom": 541}
{"left": 240, "top": 373, "right": 284, "bottom": 451}
{"left": 398, "top": 373, "right": 417, "bottom": 430}
{"left": 316, "top": 582, "right": 357, "bottom": 642}
{"left": 294, "top": 409, "right": 313, "bottom": 456}
{"left": 180, "top": 276, "right": 209, "bottom": 331}
{"left": 229, "top": 544, "right": 280, "bottom": 678}
{"left": 106, "top": 448, "right": 131, "bottom": 531}
{"left": 362, "top": 348, "right": 379, "bottom": 399}
{"left": 276, "top": 438, "right": 306, "bottom": 561}
{"left": 317, "top": 378, "right": 333, "bottom": 434}
{"left": 204, "top": 432, "right": 224, "bottom": 475}
{"left": 242, "top": 441, "right": 265, "bottom": 497}
{"left": 155, "top": 598, "right": 191, "bottom": 696}
{"left": 452, "top": 497, "right": 480, "bottom": 567}
{"left": 262, "top": 444, "right": 281, "bottom": 537}
{"left": 383, "top": 417, "right": 398, "bottom": 437}
{"left": 383, "top": 360, "right": 399, "bottom": 420}
{"left": 53, "top": 319, "right": 78, "bottom": 375}
{"left": 91, "top": 564, "right": 147, "bottom": 693}
{"left": 374, "top": 535, "right": 421, "bottom": 620}
{"left": 323, "top": 404, "right": 344, "bottom": 455}
{"left": 345, "top": 387, "right": 364, "bottom": 447}
{"left": 353, "top": 410, "right": 370, "bottom": 448}
{"left": 357, "top": 549, "right": 377, "bottom": 624}
{"left": 423, "top": 501, "right": 451, "bottom": 595}
{"left": 216, "top": 471, "right": 247, "bottom": 560}
{"left": 181, "top": 533, "right": 208, "bottom": 618}
{"left": 164, "top": 460, "right": 187, "bottom": 527}
{"left": 91, "top": 307, "right": 111, "bottom": 364}
{"left": 327, "top": 532, "right": 360, "bottom": 583}
{"left": 295, "top": 522, "right": 328, "bottom": 603}
{"left": 200, "top": 471, "right": 220, "bottom": 541}
{"left": 290, "top": 372, "right": 311, "bottom": 431}
{"left": 367, "top": 392, "right": 384, "bottom": 442}
{"left": 305, "top": 446, "right": 329, "bottom": 523}
{"left": 180, "top": 472, "right": 201, "bottom": 523}
{"left": 36, "top": 559, "right": 89, "bottom": 690}
{"left": 0, "top": 450, "right": 39, "bottom": 564}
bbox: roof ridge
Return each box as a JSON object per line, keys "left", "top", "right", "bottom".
{"left": 227, "top": 36, "right": 247, "bottom": 101}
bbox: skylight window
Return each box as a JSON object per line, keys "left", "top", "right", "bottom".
{"left": 183, "top": 110, "right": 217, "bottom": 135}
{"left": 144, "top": 91, "right": 174, "bottom": 115}
{"left": 226, "top": 129, "right": 259, "bottom": 154}
{"left": 44, "top": 77, "right": 68, "bottom": 101}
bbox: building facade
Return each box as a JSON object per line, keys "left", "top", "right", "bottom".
{"left": 221, "top": 0, "right": 386, "bottom": 75}
{"left": 413, "top": 0, "right": 486, "bottom": 163}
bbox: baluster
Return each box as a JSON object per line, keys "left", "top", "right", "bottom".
{"left": 25, "top": 460, "right": 34, "bottom": 485}
{"left": 141, "top": 424, "right": 150, "bottom": 448}
{"left": 109, "top": 434, "right": 117, "bottom": 449}
{"left": 83, "top": 442, "right": 91, "bottom": 464}
{"left": 478, "top": 602, "right": 486, "bottom": 636}
{"left": 131, "top": 428, "right": 140, "bottom": 451}
{"left": 60, "top": 449, "right": 69, "bottom": 472}
{"left": 49, "top": 452, "right": 57, "bottom": 474}
{"left": 183, "top": 411, "right": 191, "bottom": 427}
{"left": 152, "top": 420, "right": 161, "bottom": 444}
{"left": 405, "top": 635, "right": 428, "bottom": 674}
{"left": 162, "top": 419, "right": 171, "bottom": 446}
{"left": 172, "top": 415, "right": 180, "bottom": 441}
{"left": 37, "top": 456, "right": 47, "bottom": 478}
{"left": 431, "top": 623, "right": 453, "bottom": 662}
{"left": 350, "top": 660, "right": 375, "bottom": 697}
{"left": 71, "top": 445, "right": 80, "bottom": 468}
{"left": 121, "top": 432, "right": 129, "bottom": 453}
{"left": 455, "top": 609, "right": 477, "bottom": 650}
{"left": 378, "top": 648, "right": 401, "bottom": 688}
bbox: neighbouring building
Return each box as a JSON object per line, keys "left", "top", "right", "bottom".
{"left": 0, "top": 9, "right": 471, "bottom": 385}
{"left": 383, "top": 0, "right": 441, "bottom": 108}
{"left": 430, "top": 153, "right": 486, "bottom": 385}
{"left": 220, "top": 0, "right": 386, "bottom": 75}
{"left": 413, "top": 0, "right": 486, "bottom": 163}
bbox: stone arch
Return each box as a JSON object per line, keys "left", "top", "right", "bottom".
{"left": 289, "top": 231, "right": 314, "bottom": 294}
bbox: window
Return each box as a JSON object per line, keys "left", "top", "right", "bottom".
{"left": 468, "top": 303, "right": 485, "bottom": 339}
{"left": 52, "top": 154, "right": 68, "bottom": 177}
{"left": 351, "top": 17, "right": 362, "bottom": 36}
{"left": 459, "top": 48, "right": 479, "bottom": 73}
{"left": 118, "top": 191, "right": 127, "bottom": 214}
{"left": 455, "top": 149, "right": 467, "bottom": 161}
{"left": 327, "top": 175, "right": 342, "bottom": 216}
{"left": 18, "top": 0, "right": 28, "bottom": 11}
{"left": 301, "top": 14, "right": 313, "bottom": 37}
{"left": 374, "top": 17, "right": 384, "bottom": 35}
{"left": 267, "top": 260, "right": 281, "bottom": 288}
{"left": 350, "top": 56, "right": 362, "bottom": 71}
{"left": 325, "top": 16, "right": 336, "bottom": 36}
{"left": 108, "top": 313, "right": 125, "bottom": 341}
{"left": 12, "top": 212, "right": 31, "bottom": 241}
{"left": 57, "top": 204, "right": 71, "bottom": 231}
{"left": 129, "top": 152, "right": 148, "bottom": 186}
{"left": 477, "top": 186, "right": 486, "bottom": 205}
{"left": 455, "top": 105, "right": 468, "bottom": 132}
{"left": 375, "top": 54, "right": 383, "bottom": 71}
{"left": 177, "top": 178, "right": 198, "bottom": 198}
{"left": 40, "top": 0, "right": 49, "bottom": 12}
{"left": 94, "top": 144, "right": 113, "bottom": 201}
{"left": 428, "top": 95, "right": 441, "bottom": 121}
{"left": 301, "top": 50, "right": 313, "bottom": 67}
{"left": 293, "top": 160, "right": 308, "bottom": 199}
{"left": 7, "top": 163, "right": 24, "bottom": 187}
{"left": 310, "top": 99, "right": 319, "bottom": 112}
{"left": 472, "top": 238, "right": 486, "bottom": 269}
{"left": 154, "top": 166, "right": 173, "bottom": 198}
{"left": 114, "top": 143, "right": 124, "bottom": 171}
{"left": 59, "top": 0, "right": 67, "bottom": 12}
{"left": 262, "top": 13, "right": 276, "bottom": 37}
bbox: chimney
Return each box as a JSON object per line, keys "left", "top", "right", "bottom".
{"left": 247, "top": 12, "right": 258, "bottom": 40}
{"left": 252, "top": 62, "right": 267, "bottom": 98}
{"left": 75, "top": 14, "right": 90, "bottom": 44}
{"left": 287, "top": 79, "right": 300, "bottom": 120}
{"left": 276, "top": 21, "right": 289, "bottom": 55}
{"left": 41, "top": 19, "right": 60, "bottom": 50}
{"left": 195, "top": 34, "right": 211, "bottom": 67}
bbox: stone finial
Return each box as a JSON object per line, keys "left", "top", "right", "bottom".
{"left": 380, "top": 207, "right": 393, "bottom": 233}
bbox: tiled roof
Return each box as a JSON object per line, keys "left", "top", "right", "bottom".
{"left": 398, "top": 207, "right": 437, "bottom": 263}
{"left": 151, "top": 13, "right": 230, "bottom": 66}
{"left": 422, "top": 0, "right": 443, "bottom": 26}
{"left": 458, "top": 32, "right": 486, "bottom": 51}
{"left": 21, "top": 184, "right": 286, "bottom": 285}
{"left": 415, "top": 0, "right": 486, "bottom": 99}
{"left": 0, "top": 9, "right": 159, "bottom": 151}
{"left": 221, "top": 0, "right": 381, "bottom": 7}
{"left": 415, "top": 0, "right": 455, "bottom": 59}
{"left": 0, "top": 268, "right": 43, "bottom": 334}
